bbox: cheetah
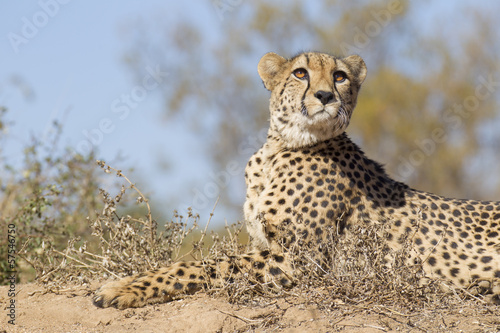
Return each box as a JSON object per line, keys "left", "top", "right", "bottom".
{"left": 93, "top": 51, "right": 500, "bottom": 309}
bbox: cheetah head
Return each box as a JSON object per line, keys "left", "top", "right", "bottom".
{"left": 258, "top": 52, "right": 367, "bottom": 148}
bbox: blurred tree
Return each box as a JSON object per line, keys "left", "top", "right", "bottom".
{"left": 122, "top": 0, "right": 500, "bottom": 219}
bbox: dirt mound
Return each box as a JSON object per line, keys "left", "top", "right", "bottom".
{"left": 1, "top": 283, "right": 499, "bottom": 332}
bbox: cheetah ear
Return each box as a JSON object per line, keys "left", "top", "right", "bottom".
{"left": 258, "top": 52, "right": 287, "bottom": 91}
{"left": 342, "top": 55, "right": 367, "bottom": 86}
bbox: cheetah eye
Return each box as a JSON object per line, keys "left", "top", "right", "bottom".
{"left": 334, "top": 71, "right": 347, "bottom": 83}
{"left": 293, "top": 68, "right": 308, "bottom": 80}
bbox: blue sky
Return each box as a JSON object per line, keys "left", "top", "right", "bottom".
{"left": 1, "top": 1, "right": 499, "bottom": 227}
{"left": 0, "top": 1, "right": 238, "bottom": 223}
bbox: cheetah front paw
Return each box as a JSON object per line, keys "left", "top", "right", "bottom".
{"left": 93, "top": 263, "right": 206, "bottom": 309}
{"left": 93, "top": 276, "right": 153, "bottom": 309}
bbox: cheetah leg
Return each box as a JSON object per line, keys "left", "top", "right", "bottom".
{"left": 93, "top": 250, "right": 294, "bottom": 309}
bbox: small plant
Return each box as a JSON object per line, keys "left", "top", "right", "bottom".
{"left": 0, "top": 113, "right": 102, "bottom": 284}
{"left": 17, "top": 160, "right": 207, "bottom": 287}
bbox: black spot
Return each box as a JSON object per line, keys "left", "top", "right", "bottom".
{"left": 187, "top": 282, "right": 197, "bottom": 290}
{"left": 156, "top": 277, "right": 164, "bottom": 283}
{"left": 427, "top": 257, "right": 436, "bottom": 266}
{"left": 301, "top": 229, "right": 309, "bottom": 238}
{"left": 450, "top": 268, "right": 460, "bottom": 277}
{"left": 229, "top": 264, "right": 240, "bottom": 274}
{"left": 452, "top": 210, "right": 461, "bottom": 217}
{"left": 441, "top": 203, "right": 450, "bottom": 210}
{"left": 280, "top": 277, "right": 289, "bottom": 286}
{"left": 143, "top": 281, "right": 151, "bottom": 287}
{"left": 488, "top": 231, "right": 498, "bottom": 238}
{"left": 273, "top": 255, "right": 285, "bottom": 263}
{"left": 442, "top": 252, "right": 450, "bottom": 260}
{"left": 350, "top": 197, "right": 361, "bottom": 205}
{"left": 481, "top": 256, "right": 493, "bottom": 263}
{"left": 176, "top": 269, "right": 185, "bottom": 277}
{"left": 254, "top": 261, "right": 265, "bottom": 269}
{"left": 189, "top": 274, "right": 196, "bottom": 279}
{"left": 173, "top": 282, "right": 183, "bottom": 290}
{"left": 269, "top": 267, "right": 282, "bottom": 276}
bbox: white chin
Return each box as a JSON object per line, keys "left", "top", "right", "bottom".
{"left": 281, "top": 119, "right": 346, "bottom": 149}
{"left": 305, "top": 111, "right": 334, "bottom": 125}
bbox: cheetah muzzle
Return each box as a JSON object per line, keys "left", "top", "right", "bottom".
{"left": 93, "top": 51, "right": 500, "bottom": 309}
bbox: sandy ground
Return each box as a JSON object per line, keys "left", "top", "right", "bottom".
{"left": 1, "top": 283, "right": 500, "bottom": 333}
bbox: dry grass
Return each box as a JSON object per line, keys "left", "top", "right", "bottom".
{"left": 5, "top": 157, "right": 498, "bottom": 332}
{"left": 16, "top": 160, "right": 489, "bottom": 306}
{"left": 17, "top": 161, "right": 198, "bottom": 287}
{"left": 1, "top": 114, "right": 495, "bottom": 332}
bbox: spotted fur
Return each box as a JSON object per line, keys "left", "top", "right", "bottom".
{"left": 93, "top": 51, "right": 500, "bottom": 309}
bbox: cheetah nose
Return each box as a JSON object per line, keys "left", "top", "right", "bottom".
{"left": 314, "top": 90, "right": 334, "bottom": 105}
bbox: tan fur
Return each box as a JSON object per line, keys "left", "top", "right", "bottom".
{"left": 93, "top": 52, "right": 500, "bottom": 308}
